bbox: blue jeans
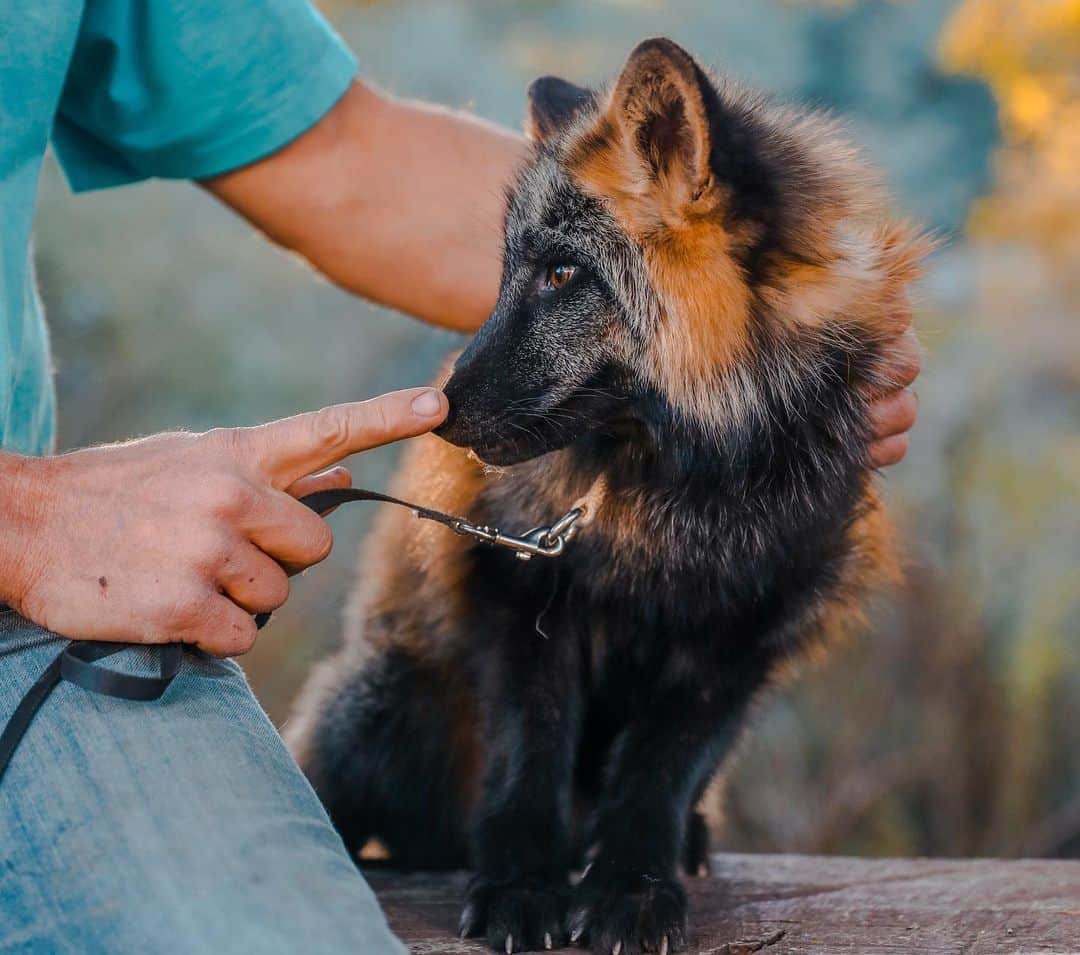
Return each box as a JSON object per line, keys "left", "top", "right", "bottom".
{"left": 0, "top": 609, "right": 405, "bottom": 954}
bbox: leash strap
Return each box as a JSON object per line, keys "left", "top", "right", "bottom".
{"left": 0, "top": 487, "right": 581, "bottom": 784}
{"left": 0, "top": 642, "right": 182, "bottom": 783}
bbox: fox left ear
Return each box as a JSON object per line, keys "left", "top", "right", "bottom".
{"left": 609, "top": 38, "right": 713, "bottom": 195}
{"left": 526, "top": 76, "right": 594, "bottom": 141}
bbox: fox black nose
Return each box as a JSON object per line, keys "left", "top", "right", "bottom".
{"left": 434, "top": 375, "right": 472, "bottom": 445}
{"left": 433, "top": 398, "right": 459, "bottom": 437}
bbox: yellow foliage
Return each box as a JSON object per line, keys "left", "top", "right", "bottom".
{"left": 939, "top": 0, "right": 1080, "bottom": 264}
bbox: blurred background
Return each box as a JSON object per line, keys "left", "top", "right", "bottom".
{"left": 35, "top": 0, "right": 1078, "bottom": 858}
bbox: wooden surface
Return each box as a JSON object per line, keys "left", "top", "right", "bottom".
{"left": 369, "top": 854, "right": 1080, "bottom": 954}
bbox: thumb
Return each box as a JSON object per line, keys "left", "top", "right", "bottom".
{"left": 241, "top": 387, "right": 448, "bottom": 488}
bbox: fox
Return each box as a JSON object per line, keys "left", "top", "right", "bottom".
{"left": 287, "top": 37, "right": 928, "bottom": 955}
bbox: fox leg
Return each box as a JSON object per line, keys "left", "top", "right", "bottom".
{"left": 683, "top": 808, "right": 712, "bottom": 878}
{"left": 569, "top": 664, "right": 766, "bottom": 955}
{"left": 459, "top": 626, "right": 583, "bottom": 953}
{"left": 287, "top": 645, "right": 473, "bottom": 870}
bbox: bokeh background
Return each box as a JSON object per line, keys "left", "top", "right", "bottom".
{"left": 35, "top": 0, "right": 1078, "bottom": 858}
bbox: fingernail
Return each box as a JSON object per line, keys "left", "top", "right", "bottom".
{"left": 411, "top": 389, "right": 443, "bottom": 417}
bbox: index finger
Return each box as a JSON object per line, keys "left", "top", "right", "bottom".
{"left": 240, "top": 387, "right": 447, "bottom": 487}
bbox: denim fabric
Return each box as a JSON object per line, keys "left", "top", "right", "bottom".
{"left": 0, "top": 609, "right": 404, "bottom": 954}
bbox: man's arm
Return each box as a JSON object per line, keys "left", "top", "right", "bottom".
{"left": 202, "top": 80, "right": 920, "bottom": 465}
{"left": 204, "top": 81, "right": 524, "bottom": 334}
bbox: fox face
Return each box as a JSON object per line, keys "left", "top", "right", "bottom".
{"left": 436, "top": 78, "right": 638, "bottom": 466}
{"left": 435, "top": 183, "right": 637, "bottom": 465}
{"left": 439, "top": 38, "right": 924, "bottom": 467}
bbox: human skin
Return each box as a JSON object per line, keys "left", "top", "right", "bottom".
{"left": 0, "top": 80, "right": 919, "bottom": 654}
{"left": 0, "top": 390, "right": 447, "bottom": 654}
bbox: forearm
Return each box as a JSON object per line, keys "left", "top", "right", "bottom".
{"left": 203, "top": 81, "right": 526, "bottom": 333}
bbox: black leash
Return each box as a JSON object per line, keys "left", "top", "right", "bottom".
{"left": 0, "top": 487, "right": 581, "bottom": 785}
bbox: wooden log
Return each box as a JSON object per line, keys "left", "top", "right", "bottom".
{"left": 368, "top": 853, "right": 1080, "bottom": 954}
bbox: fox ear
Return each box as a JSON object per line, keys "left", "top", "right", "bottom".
{"left": 526, "top": 76, "right": 593, "bottom": 141}
{"left": 609, "top": 38, "right": 712, "bottom": 193}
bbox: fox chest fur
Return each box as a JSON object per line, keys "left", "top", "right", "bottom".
{"left": 469, "top": 424, "right": 870, "bottom": 677}
{"left": 289, "top": 36, "right": 925, "bottom": 955}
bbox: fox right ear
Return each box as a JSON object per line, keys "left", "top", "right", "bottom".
{"left": 609, "top": 38, "right": 713, "bottom": 196}
{"left": 526, "top": 76, "right": 593, "bottom": 142}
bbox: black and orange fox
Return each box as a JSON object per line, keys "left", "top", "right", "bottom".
{"left": 289, "top": 37, "right": 929, "bottom": 955}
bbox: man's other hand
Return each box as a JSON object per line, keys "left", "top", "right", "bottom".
{"left": 867, "top": 296, "right": 921, "bottom": 469}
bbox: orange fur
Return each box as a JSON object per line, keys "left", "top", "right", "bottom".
{"left": 343, "top": 433, "right": 483, "bottom": 652}
{"left": 559, "top": 50, "right": 928, "bottom": 428}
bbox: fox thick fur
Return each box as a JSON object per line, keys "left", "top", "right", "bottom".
{"left": 288, "top": 37, "right": 929, "bottom": 955}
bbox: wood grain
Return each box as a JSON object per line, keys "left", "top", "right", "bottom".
{"left": 368, "top": 854, "right": 1080, "bottom": 954}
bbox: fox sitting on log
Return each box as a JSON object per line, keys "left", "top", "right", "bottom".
{"left": 288, "top": 37, "right": 928, "bottom": 955}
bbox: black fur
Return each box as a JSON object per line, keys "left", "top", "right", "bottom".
{"left": 297, "top": 360, "right": 874, "bottom": 952}
{"left": 292, "top": 38, "right": 906, "bottom": 955}
{"left": 529, "top": 76, "right": 595, "bottom": 140}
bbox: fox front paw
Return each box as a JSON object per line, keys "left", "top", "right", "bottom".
{"left": 568, "top": 867, "right": 687, "bottom": 955}
{"left": 460, "top": 875, "right": 571, "bottom": 953}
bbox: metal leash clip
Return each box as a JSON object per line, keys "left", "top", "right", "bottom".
{"left": 0, "top": 489, "right": 589, "bottom": 789}
{"left": 449, "top": 507, "right": 584, "bottom": 561}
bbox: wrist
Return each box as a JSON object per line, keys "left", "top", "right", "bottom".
{"left": 0, "top": 452, "right": 52, "bottom": 610}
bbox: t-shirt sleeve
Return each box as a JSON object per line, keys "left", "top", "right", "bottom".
{"left": 52, "top": 0, "right": 357, "bottom": 192}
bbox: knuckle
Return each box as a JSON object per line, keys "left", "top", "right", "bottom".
{"left": 204, "top": 473, "right": 255, "bottom": 516}
{"left": 897, "top": 390, "right": 919, "bottom": 428}
{"left": 230, "top": 618, "right": 259, "bottom": 655}
{"left": 900, "top": 357, "right": 921, "bottom": 385}
{"left": 265, "top": 568, "right": 291, "bottom": 609}
{"left": 371, "top": 399, "right": 394, "bottom": 439}
{"left": 311, "top": 406, "right": 351, "bottom": 454}
{"left": 876, "top": 435, "right": 908, "bottom": 467}
{"left": 200, "top": 427, "right": 242, "bottom": 458}
{"left": 287, "top": 513, "right": 334, "bottom": 567}
{"left": 192, "top": 603, "right": 258, "bottom": 657}
{"left": 196, "top": 530, "right": 236, "bottom": 572}
{"left": 867, "top": 396, "right": 888, "bottom": 425}
{"left": 306, "top": 516, "right": 334, "bottom": 563}
{"left": 897, "top": 338, "right": 922, "bottom": 380}
{"left": 168, "top": 586, "right": 213, "bottom": 630}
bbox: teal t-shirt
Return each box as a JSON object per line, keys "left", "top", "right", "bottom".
{"left": 0, "top": 0, "right": 357, "bottom": 455}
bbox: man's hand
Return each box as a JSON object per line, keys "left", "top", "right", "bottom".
{"left": 867, "top": 296, "right": 921, "bottom": 469}
{"left": 0, "top": 388, "right": 446, "bottom": 655}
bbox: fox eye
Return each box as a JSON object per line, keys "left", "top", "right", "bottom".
{"left": 542, "top": 264, "right": 577, "bottom": 292}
